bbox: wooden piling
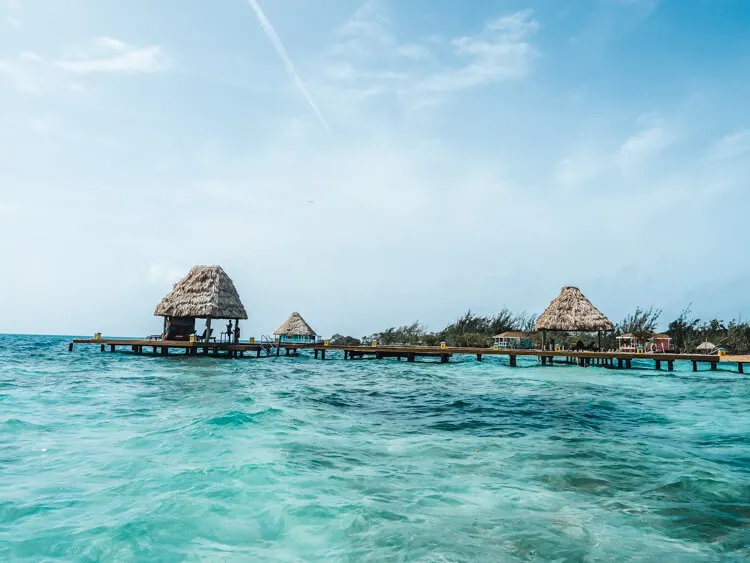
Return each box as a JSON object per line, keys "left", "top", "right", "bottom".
{"left": 440, "top": 354, "right": 449, "bottom": 363}
{"left": 476, "top": 354, "right": 483, "bottom": 362}
{"left": 407, "top": 353, "right": 415, "bottom": 363}
{"left": 711, "top": 362, "right": 717, "bottom": 371}
{"left": 321, "top": 349, "right": 326, "bottom": 361}
{"left": 692, "top": 361, "right": 698, "bottom": 372}
{"left": 739, "top": 363, "right": 744, "bottom": 374}
{"left": 667, "top": 360, "right": 674, "bottom": 371}
{"left": 68, "top": 343, "right": 74, "bottom": 352}
{"left": 100, "top": 344, "right": 105, "bottom": 352}
{"left": 655, "top": 360, "right": 661, "bottom": 370}
{"left": 509, "top": 355, "right": 517, "bottom": 367}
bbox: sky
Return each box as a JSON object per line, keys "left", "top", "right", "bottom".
{"left": 1, "top": 0, "right": 749, "bottom": 338}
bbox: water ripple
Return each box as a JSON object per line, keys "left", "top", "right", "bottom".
{"left": 0, "top": 334, "right": 748, "bottom": 561}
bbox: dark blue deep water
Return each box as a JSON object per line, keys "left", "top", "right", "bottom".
{"left": 1, "top": 335, "right": 749, "bottom": 561}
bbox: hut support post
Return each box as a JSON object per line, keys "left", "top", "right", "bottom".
{"left": 597, "top": 331, "right": 601, "bottom": 350}
{"left": 739, "top": 363, "right": 744, "bottom": 374}
{"left": 542, "top": 330, "right": 547, "bottom": 350}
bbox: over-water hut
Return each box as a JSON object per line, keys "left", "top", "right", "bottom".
{"left": 536, "top": 286, "right": 614, "bottom": 349}
{"left": 154, "top": 265, "right": 248, "bottom": 342}
{"left": 274, "top": 312, "right": 319, "bottom": 344}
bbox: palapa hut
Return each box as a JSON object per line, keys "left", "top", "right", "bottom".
{"left": 695, "top": 341, "right": 717, "bottom": 354}
{"left": 154, "top": 265, "right": 248, "bottom": 342}
{"left": 274, "top": 312, "right": 319, "bottom": 344}
{"left": 536, "top": 286, "right": 614, "bottom": 349}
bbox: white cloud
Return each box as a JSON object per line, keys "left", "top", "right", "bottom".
{"left": 55, "top": 37, "right": 164, "bottom": 74}
{"left": 555, "top": 116, "right": 676, "bottom": 191}
{"left": 94, "top": 36, "right": 130, "bottom": 52}
{"left": 317, "top": 5, "right": 538, "bottom": 118}
{"left": 421, "top": 11, "right": 538, "bottom": 92}
{"left": 7, "top": 17, "right": 21, "bottom": 28}
{"left": 708, "top": 129, "right": 750, "bottom": 160}
{"left": 618, "top": 123, "right": 674, "bottom": 166}
{"left": 0, "top": 56, "right": 42, "bottom": 92}
{"left": 556, "top": 152, "right": 606, "bottom": 188}
{"left": 19, "top": 51, "right": 42, "bottom": 62}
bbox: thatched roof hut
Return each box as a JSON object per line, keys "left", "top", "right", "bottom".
{"left": 274, "top": 312, "right": 317, "bottom": 337}
{"left": 536, "top": 286, "right": 613, "bottom": 332}
{"left": 696, "top": 341, "right": 716, "bottom": 352}
{"left": 154, "top": 265, "right": 248, "bottom": 320}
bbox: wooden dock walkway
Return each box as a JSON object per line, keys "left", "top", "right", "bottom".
{"left": 70, "top": 338, "right": 265, "bottom": 358}
{"left": 70, "top": 339, "right": 747, "bottom": 373}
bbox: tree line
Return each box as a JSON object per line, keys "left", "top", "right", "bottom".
{"left": 329, "top": 306, "right": 750, "bottom": 353}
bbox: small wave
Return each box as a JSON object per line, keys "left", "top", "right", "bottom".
{"left": 2, "top": 418, "right": 47, "bottom": 431}
{"left": 205, "top": 408, "right": 281, "bottom": 427}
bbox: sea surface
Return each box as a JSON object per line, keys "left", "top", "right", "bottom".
{"left": 1, "top": 335, "right": 748, "bottom": 562}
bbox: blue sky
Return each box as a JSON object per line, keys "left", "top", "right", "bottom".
{"left": 1, "top": 0, "right": 749, "bottom": 337}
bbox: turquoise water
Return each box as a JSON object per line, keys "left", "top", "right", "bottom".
{"left": 1, "top": 335, "right": 749, "bottom": 561}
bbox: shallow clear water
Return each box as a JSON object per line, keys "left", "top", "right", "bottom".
{"left": 1, "top": 335, "right": 748, "bottom": 561}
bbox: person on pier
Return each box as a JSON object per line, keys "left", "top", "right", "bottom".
{"left": 226, "top": 320, "right": 233, "bottom": 343}
{"left": 162, "top": 320, "right": 177, "bottom": 340}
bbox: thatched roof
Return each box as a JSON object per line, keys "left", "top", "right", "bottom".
{"left": 274, "top": 312, "right": 317, "bottom": 336}
{"left": 495, "top": 331, "right": 531, "bottom": 338}
{"left": 535, "top": 286, "right": 613, "bottom": 332}
{"left": 696, "top": 341, "right": 716, "bottom": 351}
{"left": 154, "top": 265, "right": 248, "bottom": 319}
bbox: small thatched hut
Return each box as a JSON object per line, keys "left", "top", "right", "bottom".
{"left": 154, "top": 265, "right": 248, "bottom": 341}
{"left": 695, "top": 341, "right": 717, "bottom": 353}
{"left": 273, "top": 312, "right": 318, "bottom": 344}
{"left": 536, "top": 286, "right": 614, "bottom": 348}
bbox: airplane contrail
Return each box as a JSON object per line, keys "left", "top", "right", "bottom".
{"left": 247, "top": 0, "right": 330, "bottom": 131}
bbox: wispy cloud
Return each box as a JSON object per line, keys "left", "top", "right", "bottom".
{"left": 0, "top": 52, "right": 43, "bottom": 92}
{"left": 421, "top": 11, "right": 539, "bottom": 93}
{"left": 708, "top": 129, "right": 750, "bottom": 160}
{"left": 7, "top": 17, "right": 21, "bottom": 28}
{"left": 617, "top": 122, "right": 674, "bottom": 169}
{"left": 55, "top": 37, "right": 163, "bottom": 74}
{"left": 318, "top": 5, "right": 538, "bottom": 117}
{"left": 246, "top": 0, "right": 329, "bottom": 131}
{"left": 556, "top": 116, "right": 676, "bottom": 190}
{"left": 19, "top": 50, "right": 41, "bottom": 62}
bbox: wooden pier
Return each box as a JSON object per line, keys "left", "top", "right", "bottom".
{"left": 70, "top": 338, "right": 265, "bottom": 358}
{"left": 296, "top": 344, "right": 744, "bottom": 372}
{"left": 70, "top": 339, "right": 747, "bottom": 373}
